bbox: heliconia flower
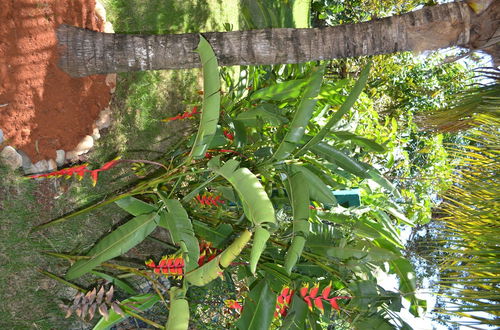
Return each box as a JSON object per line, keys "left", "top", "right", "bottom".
{"left": 27, "top": 158, "right": 121, "bottom": 186}
{"left": 195, "top": 194, "right": 225, "bottom": 207}
{"left": 197, "top": 241, "right": 222, "bottom": 266}
{"left": 322, "top": 282, "right": 332, "bottom": 299}
{"left": 309, "top": 284, "right": 319, "bottom": 299}
{"left": 274, "top": 286, "right": 294, "bottom": 319}
{"left": 145, "top": 255, "right": 184, "bottom": 277}
{"left": 314, "top": 297, "right": 324, "bottom": 313}
{"left": 300, "top": 284, "right": 309, "bottom": 298}
{"left": 162, "top": 106, "right": 199, "bottom": 122}
{"left": 223, "top": 130, "right": 234, "bottom": 140}
{"left": 304, "top": 296, "right": 313, "bottom": 311}
{"left": 225, "top": 299, "right": 243, "bottom": 312}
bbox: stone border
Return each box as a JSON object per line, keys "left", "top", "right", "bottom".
{"left": 0, "top": 1, "right": 115, "bottom": 175}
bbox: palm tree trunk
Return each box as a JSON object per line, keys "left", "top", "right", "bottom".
{"left": 57, "top": 1, "right": 498, "bottom": 77}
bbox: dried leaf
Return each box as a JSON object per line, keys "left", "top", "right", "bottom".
{"left": 85, "top": 288, "right": 97, "bottom": 304}
{"left": 81, "top": 303, "right": 89, "bottom": 319}
{"left": 96, "top": 286, "right": 105, "bottom": 304}
{"left": 75, "top": 306, "right": 82, "bottom": 318}
{"left": 73, "top": 292, "right": 83, "bottom": 306}
{"left": 111, "top": 302, "right": 125, "bottom": 317}
{"left": 88, "top": 303, "right": 97, "bottom": 321}
{"left": 98, "top": 303, "right": 109, "bottom": 321}
{"left": 105, "top": 286, "right": 114, "bottom": 304}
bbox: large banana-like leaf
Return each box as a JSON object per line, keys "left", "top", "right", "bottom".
{"left": 66, "top": 212, "right": 159, "bottom": 279}
{"left": 157, "top": 198, "right": 199, "bottom": 272}
{"left": 311, "top": 142, "right": 369, "bottom": 178}
{"left": 189, "top": 35, "right": 221, "bottom": 159}
{"left": 273, "top": 66, "right": 325, "bottom": 161}
{"left": 361, "top": 163, "right": 402, "bottom": 198}
{"left": 289, "top": 164, "right": 336, "bottom": 205}
{"left": 165, "top": 287, "right": 189, "bottom": 330}
{"left": 93, "top": 294, "right": 160, "bottom": 330}
{"left": 236, "top": 278, "right": 277, "bottom": 330}
{"left": 209, "top": 157, "right": 276, "bottom": 226}
{"left": 209, "top": 158, "right": 275, "bottom": 271}
{"left": 235, "top": 103, "right": 288, "bottom": 126}
{"left": 186, "top": 230, "right": 252, "bottom": 286}
{"left": 115, "top": 196, "right": 156, "bottom": 216}
{"left": 250, "top": 226, "right": 270, "bottom": 274}
{"left": 281, "top": 293, "right": 308, "bottom": 330}
{"left": 284, "top": 171, "right": 310, "bottom": 274}
{"left": 296, "top": 62, "right": 371, "bottom": 156}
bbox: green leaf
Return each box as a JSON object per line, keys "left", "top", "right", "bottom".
{"left": 190, "top": 35, "right": 221, "bottom": 159}
{"left": 166, "top": 287, "right": 189, "bottom": 330}
{"left": 284, "top": 171, "right": 310, "bottom": 274}
{"left": 210, "top": 159, "right": 276, "bottom": 226}
{"left": 273, "top": 66, "right": 325, "bottom": 160}
{"left": 250, "top": 226, "right": 270, "bottom": 274}
{"left": 236, "top": 278, "right": 277, "bottom": 330}
{"left": 390, "top": 258, "right": 416, "bottom": 298}
{"left": 281, "top": 293, "right": 308, "bottom": 330}
{"left": 290, "top": 164, "right": 337, "bottom": 205}
{"left": 157, "top": 199, "right": 199, "bottom": 272}
{"left": 192, "top": 220, "right": 233, "bottom": 248}
{"left": 354, "top": 315, "right": 394, "bottom": 330}
{"left": 250, "top": 79, "right": 307, "bottom": 101}
{"left": 296, "top": 62, "right": 371, "bottom": 156}
{"left": 332, "top": 131, "right": 386, "bottom": 153}
{"left": 311, "top": 142, "right": 368, "bottom": 178}
{"left": 114, "top": 196, "right": 156, "bottom": 216}
{"left": 66, "top": 212, "right": 159, "bottom": 279}
{"left": 91, "top": 271, "right": 137, "bottom": 295}
{"left": 361, "top": 163, "right": 402, "bottom": 198}
{"left": 386, "top": 205, "right": 414, "bottom": 227}
{"left": 236, "top": 103, "right": 289, "bottom": 126}
{"left": 93, "top": 294, "right": 160, "bottom": 330}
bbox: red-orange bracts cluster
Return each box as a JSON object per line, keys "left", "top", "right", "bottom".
{"left": 27, "top": 159, "right": 120, "bottom": 186}
{"left": 145, "top": 255, "right": 185, "bottom": 277}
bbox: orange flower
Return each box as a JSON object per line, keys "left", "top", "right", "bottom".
{"left": 225, "top": 299, "right": 243, "bottom": 312}
{"left": 162, "top": 106, "right": 199, "bottom": 122}
{"left": 195, "top": 194, "right": 225, "bottom": 207}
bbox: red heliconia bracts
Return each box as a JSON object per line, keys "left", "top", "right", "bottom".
{"left": 145, "top": 255, "right": 185, "bottom": 277}
{"left": 195, "top": 194, "right": 225, "bottom": 207}
{"left": 223, "top": 130, "right": 234, "bottom": 141}
{"left": 162, "top": 106, "right": 199, "bottom": 122}
{"left": 275, "top": 286, "right": 294, "bottom": 318}
{"left": 27, "top": 158, "right": 120, "bottom": 186}
{"left": 197, "top": 241, "right": 222, "bottom": 266}
{"left": 299, "top": 282, "right": 351, "bottom": 313}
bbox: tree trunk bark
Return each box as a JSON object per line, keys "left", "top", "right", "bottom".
{"left": 57, "top": 1, "right": 499, "bottom": 77}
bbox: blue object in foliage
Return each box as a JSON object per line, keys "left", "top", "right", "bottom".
{"left": 333, "top": 189, "right": 361, "bottom": 208}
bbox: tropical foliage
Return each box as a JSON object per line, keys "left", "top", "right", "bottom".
{"left": 34, "top": 35, "right": 432, "bottom": 329}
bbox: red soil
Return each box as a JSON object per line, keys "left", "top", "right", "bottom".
{"left": 0, "top": 0, "right": 112, "bottom": 162}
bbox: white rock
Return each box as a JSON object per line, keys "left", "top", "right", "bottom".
{"left": 74, "top": 135, "right": 94, "bottom": 155}
{"left": 1, "top": 146, "right": 22, "bottom": 169}
{"left": 94, "top": 1, "right": 107, "bottom": 21}
{"left": 28, "top": 160, "right": 49, "bottom": 175}
{"left": 104, "top": 21, "right": 115, "bottom": 34}
{"left": 56, "top": 150, "right": 66, "bottom": 166}
{"left": 65, "top": 151, "right": 79, "bottom": 162}
{"left": 95, "top": 108, "right": 112, "bottom": 130}
{"left": 105, "top": 74, "right": 117, "bottom": 93}
{"left": 48, "top": 159, "right": 57, "bottom": 172}
{"left": 16, "top": 149, "right": 33, "bottom": 171}
{"left": 92, "top": 127, "right": 101, "bottom": 140}
{"left": 0, "top": 129, "right": 3, "bottom": 144}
